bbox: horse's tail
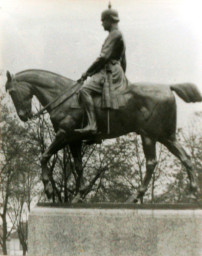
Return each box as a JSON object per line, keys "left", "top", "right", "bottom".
{"left": 170, "top": 83, "right": 202, "bottom": 103}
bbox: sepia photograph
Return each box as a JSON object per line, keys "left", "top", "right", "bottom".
{"left": 0, "top": 0, "right": 202, "bottom": 255}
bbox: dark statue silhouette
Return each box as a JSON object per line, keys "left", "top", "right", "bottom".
{"left": 5, "top": 69, "right": 202, "bottom": 203}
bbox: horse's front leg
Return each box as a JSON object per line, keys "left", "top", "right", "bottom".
{"left": 69, "top": 142, "right": 84, "bottom": 194}
{"left": 41, "top": 129, "right": 67, "bottom": 200}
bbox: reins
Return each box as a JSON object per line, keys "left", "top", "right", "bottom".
{"left": 31, "top": 81, "right": 82, "bottom": 119}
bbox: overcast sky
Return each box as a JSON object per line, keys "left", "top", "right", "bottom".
{"left": 0, "top": 0, "right": 202, "bottom": 128}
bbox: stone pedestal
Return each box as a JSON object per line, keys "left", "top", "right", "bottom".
{"left": 28, "top": 204, "right": 202, "bottom": 256}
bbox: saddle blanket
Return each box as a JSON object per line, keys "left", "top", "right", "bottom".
{"left": 70, "top": 91, "right": 129, "bottom": 110}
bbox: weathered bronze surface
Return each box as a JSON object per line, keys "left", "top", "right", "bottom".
{"left": 5, "top": 70, "right": 202, "bottom": 202}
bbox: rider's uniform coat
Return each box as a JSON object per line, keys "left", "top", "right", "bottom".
{"left": 82, "top": 27, "right": 128, "bottom": 98}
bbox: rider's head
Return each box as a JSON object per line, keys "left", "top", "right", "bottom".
{"left": 101, "top": 3, "right": 119, "bottom": 31}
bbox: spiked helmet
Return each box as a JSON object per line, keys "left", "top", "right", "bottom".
{"left": 101, "top": 2, "right": 119, "bottom": 22}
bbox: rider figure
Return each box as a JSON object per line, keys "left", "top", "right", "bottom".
{"left": 75, "top": 3, "right": 126, "bottom": 134}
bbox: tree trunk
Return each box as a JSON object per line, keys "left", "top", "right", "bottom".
{"left": 2, "top": 239, "right": 7, "bottom": 255}
{"left": 18, "top": 234, "right": 27, "bottom": 255}
{"left": 2, "top": 215, "right": 8, "bottom": 255}
{"left": 18, "top": 223, "right": 28, "bottom": 256}
{"left": 22, "top": 244, "right": 27, "bottom": 255}
{"left": 151, "top": 173, "right": 155, "bottom": 203}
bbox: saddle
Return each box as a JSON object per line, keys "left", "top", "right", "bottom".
{"left": 70, "top": 90, "right": 129, "bottom": 110}
{"left": 71, "top": 76, "right": 130, "bottom": 110}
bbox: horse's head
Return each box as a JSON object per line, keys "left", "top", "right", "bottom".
{"left": 5, "top": 71, "right": 33, "bottom": 122}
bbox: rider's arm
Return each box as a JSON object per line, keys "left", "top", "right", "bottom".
{"left": 120, "top": 53, "right": 126, "bottom": 73}
{"left": 84, "top": 31, "right": 123, "bottom": 77}
{"left": 84, "top": 57, "right": 106, "bottom": 77}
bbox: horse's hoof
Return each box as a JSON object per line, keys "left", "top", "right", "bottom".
{"left": 45, "top": 190, "right": 53, "bottom": 200}
{"left": 190, "top": 183, "right": 199, "bottom": 194}
{"left": 72, "top": 194, "right": 83, "bottom": 203}
{"left": 133, "top": 198, "right": 138, "bottom": 203}
{"left": 137, "top": 187, "right": 146, "bottom": 198}
{"left": 125, "top": 196, "right": 138, "bottom": 204}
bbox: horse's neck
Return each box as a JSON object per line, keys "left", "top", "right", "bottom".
{"left": 32, "top": 82, "right": 62, "bottom": 107}
{"left": 17, "top": 71, "right": 75, "bottom": 107}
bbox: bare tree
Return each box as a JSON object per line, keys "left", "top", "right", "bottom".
{"left": 0, "top": 100, "right": 40, "bottom": 255}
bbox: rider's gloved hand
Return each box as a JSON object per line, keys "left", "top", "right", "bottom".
{"left": 77, "top": 72, "right": 88, "bottom": 83}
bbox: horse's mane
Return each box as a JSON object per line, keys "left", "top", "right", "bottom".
{"left": 15, "top": 69, "right": 75, "bottom": 91}
{"left": 16, "top": 69, "right": 69, "bottom": 78}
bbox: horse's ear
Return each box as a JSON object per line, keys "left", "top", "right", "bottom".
{"left": 6, "top": 71, "right": 12, "bottom": 82}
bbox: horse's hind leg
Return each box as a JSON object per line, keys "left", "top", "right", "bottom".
{"left": 160, "top": 138, "right": 198, "bottom": 195}
{"left": 137, "top": 136, "right": 157, "bottom": 200}
{"left": 127, "top": 136, "right": 157, "bottom": 203}
{"left": 41, "top": 129, "right": 67, "bottom": 200}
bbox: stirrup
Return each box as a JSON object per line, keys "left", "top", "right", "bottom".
{"left": 84, "top": 138, "right": 102, "bottom": 145}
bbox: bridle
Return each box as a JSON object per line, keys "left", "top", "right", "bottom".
{"left": 31, "top": 83, "right": 81, "bottom": 119}
{"left": 8, "top": 82, "right": 32, "bottom": 117}
{"left": 8, "top": 78, "right": 83, "bottom": 120}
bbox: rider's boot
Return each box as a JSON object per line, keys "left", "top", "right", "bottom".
{"left": 75, "top": 89, "right": 97, "bottom": 134}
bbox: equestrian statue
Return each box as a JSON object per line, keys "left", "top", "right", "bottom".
{"left": 5, "top": 4, "right": 202, "bottom": 203}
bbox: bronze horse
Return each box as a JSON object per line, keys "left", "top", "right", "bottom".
{"left": 5, "top": 69, "right": 202, "bottom": 202}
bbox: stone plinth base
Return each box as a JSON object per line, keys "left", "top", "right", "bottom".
{"left": 28, "top": 204, "right": 202, "bottom": 256}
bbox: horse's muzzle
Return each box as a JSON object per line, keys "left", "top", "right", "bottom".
{"left": 19, "top": 114, "right": 28, "bottom": 122}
